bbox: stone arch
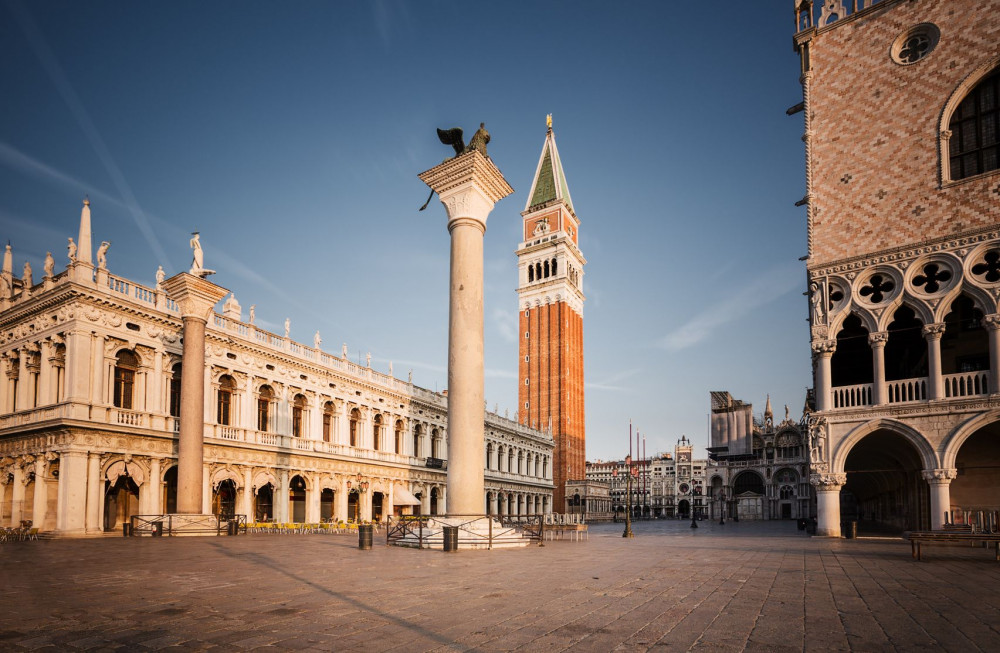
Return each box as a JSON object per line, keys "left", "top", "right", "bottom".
{"left": 828, "top": 307, "right": 877, "bottom": 338}
{"left": 252, "top": 470, "right": 277, "bottom": 491}
{"left": 938, "top": 55, "right": 1000, "bottom": 185}
{"left": 831, "top": 418, "right": 938, "bottom": 473}
{"left": 940, "top": 408, "right": 1000, "bottom": 469}
{"left": 210, "top": 466, "right": 243, "bottom": 490}
{"left": 886, "top": 297, "right": 934, "bottom": 331}
{"left": 938, "top": 283, "right": 996, "bottom": 322}
{"left": 103, "top": 457, "right": 147, "bottom": 486}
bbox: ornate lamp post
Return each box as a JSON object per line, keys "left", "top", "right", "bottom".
{"left": 346, "top": 474, "right": 369, "bottom": 522}
{"left": 622, "top": 456, "right": 634, "bottom": 538}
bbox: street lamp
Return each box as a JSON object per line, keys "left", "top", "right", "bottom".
{"left": 622, "top": 456, "right": 634, "bottom": 538}
{"left": 346, "top": 474, "right": 369, "bottom": 522}
{"left": 718, "top": 490, "right": 725, "bottom": 526}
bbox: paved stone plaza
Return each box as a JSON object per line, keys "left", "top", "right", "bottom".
{"left": 2, "top": 520, "right": 999, "bottom": 651}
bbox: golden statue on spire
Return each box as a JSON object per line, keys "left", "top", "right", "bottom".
{"left": 546, "top": 113, "right": 552, "bottom": 129}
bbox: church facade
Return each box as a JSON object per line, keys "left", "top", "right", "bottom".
{"left": 0, "top": 201, "right": 554, "bottom": 535}
{"left": 517, "top": 121, "right": 587, "bottom": 510}
{"left": 706, "top": 393, "right": 811, "bottom": 521}
{"left": 794, "top": 0, "right": 1000, "bottom": 535}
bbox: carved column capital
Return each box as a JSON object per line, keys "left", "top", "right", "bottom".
{"left": 922, "top": 322, "right": 947, "bottom": 339}
{"left": 984, "top": 314, "right": 1000, "bottom": 331}
{"left": 811, "top": 339, "right": 837, "bottom": 355}
{"left": 921, "top": 468, "right": 958, "bottom": 484}
{"left": 810, "top": 472, "right": 846, "bottom": 489}
{"left": 868, "top": 331, "right": 889, "bottom": 346}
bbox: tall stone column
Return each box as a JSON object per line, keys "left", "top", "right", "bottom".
{"left": 985, "top": 314, "right": 1000, "bottom": 394}
{"left": 55, "top": 450, "right": 88, "bottom": 534}
{"left": 32, "top": 457, "right": 47, "bottom": 528}
{"left": 160, "top": 273, "right": 228, "bottom": 514}
{"left": 85, "top": 452, "right": 102, "bottom": 533}
{"left": 148, "top": 457, "right": 161, "bottom": 515}
{"left": 811, "top": 472, "right": 846, "bottom": 537}
{"left": 869, "top": 332, "right": 888, "bottom": 405}
{"left": 923, "top": 323, "right": 946, "bottom": 400}
{"left": 419, "top": 151, "right": 513, "bottom": 516}
{"left": 922, "top": 468, "right": 957, "bottom": 529}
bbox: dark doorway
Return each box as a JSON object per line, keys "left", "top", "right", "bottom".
{"left": 213, "top": 479, "right": 237, "bottom": 519}
{"left": 320, "top": 489, "right": 334, "bottom": 521}
{"left": 255, "top": 484, "right": 274, "bottom": 521}
{"left": 842, "top": 430, "right": 928, "bottom": 534}
{"left": 372, "top": 492, "right": 384, "bottom": 522}
{"left": 289, "top": 476, "right": 306, "bottom": 522}
{"left": 163, "top": 466, "right": 177, "bottom": 514}
{"left": 104, "top": 476, "right": 139, "bottom": 532}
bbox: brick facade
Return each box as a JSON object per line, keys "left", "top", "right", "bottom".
{"left": 802, "top": 0, "right": 1000, "bottom": 266}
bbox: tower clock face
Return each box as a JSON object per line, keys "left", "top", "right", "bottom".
{"left": 679, "top": 453, "right": 690, "bottom": 462}
{"left": 679, "top": 483, "right": 690, "bottom": 495}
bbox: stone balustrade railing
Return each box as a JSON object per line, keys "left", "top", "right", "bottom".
{"left": 887, "top": 377, "right": 928, "bottom": 404}
{"left": 833, "top": 383, "right": 873, "bottom": 409}
{"left": 943, "top": 371, "right": 990, "bottom": 398}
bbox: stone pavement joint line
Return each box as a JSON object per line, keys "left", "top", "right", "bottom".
{"left": 2, "top": 521, "right": 1000, "bottom": 652}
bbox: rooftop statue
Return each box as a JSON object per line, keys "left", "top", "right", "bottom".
{"left": 419, "top": 122, "right": 491, "bottom": 211}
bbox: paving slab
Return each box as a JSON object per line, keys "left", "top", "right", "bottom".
{"left": 3, "top": 520, "right": 1000, "bottom": 651}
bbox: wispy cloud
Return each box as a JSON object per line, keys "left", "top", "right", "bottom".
{"left": 490, "top": 307, "right": 516, "bottom": 343}
{"left": 659, "top": 261, "right": 802, "bottom": 351}
{"left": 585, "top": 368, "right": 640, "bottom": 392}
{"left": 9, "top": 1, "right": 170, "bottom": 267}
{"left": 0, "top": 142, "right": 124, "bottom": 210}
{"left": 485, "top": 368, "right": 516, "bottom": 380}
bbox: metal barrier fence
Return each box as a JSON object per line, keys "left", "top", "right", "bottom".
{"left": 385, "top": 514, "right": 542, "bottom": 549}
{"left": 128, "top": 514, "right": 247, "bottom": 536}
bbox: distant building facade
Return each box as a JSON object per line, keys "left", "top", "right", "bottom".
{"left": 794, "top": 0, "right": 1000, "bottom": 535}
{"left": 706, "top": 392, "right": 812, "bottom": 521}
{"left": 0, "top": 203, "right": 553, "bottom": 534}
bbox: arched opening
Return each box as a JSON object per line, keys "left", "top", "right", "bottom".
{"left": 322, "top": 402, "right": 334, "bottom": 442}
{"left": 884, "top": 305, "right": 927, "bottom": 395}
{"left": 289, "top": 475, "right": 306, "bottom": 522}
{"left": 942, "top": 295, "right": 990, "bottom": 396}
{"left": 291, "top": 395, "right": 306, "bottom": 437}
{"left": 948, "top": 66, "right": 999, "bottom": 181}
{"left": 347, "top": 491, "right": 360, "bottom": 522}
{"left": 371, "top": 491, "right": 384, "bottom": 522}
{"left": 213, "top": 479, "right": 237, "bottom": 519}
{"left": 257, "top": 385, "right": 274, "bottom": 432}
{"left": 431, "top": 429, "right": 441, "bottom": 458}
{"left": 775, "top": 468, "right": 799, "bottom": 519}
{"left": 535, "top": 262, "right": 542, "bottom": 280}
{"left": 678, "top": 499, "right": 690, "bottom": 519}
{"left": 163, "top": 466, "right": 177, "bottom": 513}
{"left": 113, "top": 350, "right": 138, "bottom": 409}
{"left": 950, "top": 423, "right": 1000, "bottom": 527}
{"left": 528, "top": 265, "right": 534, "bottom": 282}
{"left": 544, "top": 260, "right": 550, "bottom": 278}
{"left": 430, "top": 487, "right": 439, "bottom": 515}
{"left": 372, "top": 414, "right": 382, "bottom": 450}
{"left": 320, "top": 488, "right": 335, "bottom": 521}
{"left": 486, "top": 443, "right": 493, "bottom": 470}
{"left": 255, "top": 483, "right": 274, "bottom": 522}
{"left": 831, "top": 314, "right": 873, "bottom": 387}
{"left": 217, "top": 375, "right": 235, "bottom": 425}
{"left": 842, "top": 429, "right": 928, "bottom": 535}
{"left": 733, "top": 471, "right": 765, "bottom": 520}
{"left": 104, "top": 475, "right": 139, "bottom": 532}
{"left": 551, "top": 258, "right": 557, "bottom": 275}
{"left": 349, "top": 408, "right": 360, "bottom": 447}
{"left": 168, "top": 363, "right": 182, "bottom": 418}
{"left": 394, "top": 420, "right": 403, "bottom": 454}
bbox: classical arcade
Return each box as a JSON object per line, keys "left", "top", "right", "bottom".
{"left": 0, "top": 202, "right": 553, "bottom": 535}
{"left": 794, "top": 0, "right": 1000, "bottom": 535}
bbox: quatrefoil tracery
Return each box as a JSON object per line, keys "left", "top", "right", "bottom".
{"left": 912, "top": 263, "right": 952, "bottom": 294}
{"left": 859, "top": 274, "right": 895, "bottom": 304}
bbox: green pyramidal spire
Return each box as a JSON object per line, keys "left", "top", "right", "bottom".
{"left": 525, "top": 117, "right": 574, "bottom": 213}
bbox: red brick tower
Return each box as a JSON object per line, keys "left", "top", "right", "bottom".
{"left": 517, "top": 117, "right": 586, "bottom": 512}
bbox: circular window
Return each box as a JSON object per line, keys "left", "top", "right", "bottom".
{"left": 856, "top": 270, "right": 900, "bottom": 305}
{"left": 891, "top": 23, "right": 940, "bottom": 66}
{"left": 678, "top": 483, "right": 690, "bottom": 495}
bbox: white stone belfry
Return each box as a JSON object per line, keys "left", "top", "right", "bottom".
{"left": 419, "top": 150, "right": 513, "bottom": 516}
{"left": 160, "top": 273, "right": 229, "bottom": 514}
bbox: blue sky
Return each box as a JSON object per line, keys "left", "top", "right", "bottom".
{"left": 0, "top": 1, "right": 811, "bottom": 460}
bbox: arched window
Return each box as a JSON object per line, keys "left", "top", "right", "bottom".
{"left": 551, "top": 258, "right": 558, "bottom": 275}
{"left": 535, "top": 262, "right": 542, "bottom": 280}
{"left": 949, "top": 67, "right": 999, "bottom": 181}
{"left": 544, "top": 260, "right": 550, "bottom": 278}
{"left": 528, "top": 265, "right": 534, "bottom": 282}
{"left": 113, "top": 350, "right": 138, "bottom": 409}
{"left": 432, "top": 428, "right": 441, "bottom": 458}
{"left": 373, "top": 414, "right": 382, "bottom": 450}
{"left": 349, "top": 408, "right": 360, "bottom": 447}
{"left": 217, "top": 375, "right": 235, "bottom": 425}
{"left": 168, "top": 363, "right": 182, "bottom": 418}
{"left": 394, "top": 420, "right": 403, "bottom": 454}
{"left": 413, "top": 424, "right": 422, "bottom": 457}
{"left": 322, "top": 402, "right": 334, "bottom": 442}
{"left": 292, "top": 394, "right": 306, "bottom": 437}
{"left": 257, "top": 385, "right": 274, "bottom": 432}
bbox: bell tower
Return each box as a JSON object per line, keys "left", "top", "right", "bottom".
{"left": 516, "top": 116, "right": 586, "bottom": 511}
